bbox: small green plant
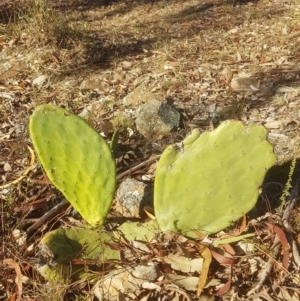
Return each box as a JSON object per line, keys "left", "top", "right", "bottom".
{"left": 111, "top": 113, "right": 135, "bottom": 133}
{"left": 280, "top": 158, "right": 296, "bottom": 204}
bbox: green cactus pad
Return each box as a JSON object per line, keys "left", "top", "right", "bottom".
{"left": 37, "top": 228, "right": 119, "bottom": 283}
{"left": 154, "top": 120, "right": 276, "bottom": 236}
{"left": 116, "top": 219, "right": 160, "bottom": 242}
{"left": 29, "top": 105, "right": 116, "bottom": 226}
{"left": 39, "top": 228, "right": 119, "bottom": 263}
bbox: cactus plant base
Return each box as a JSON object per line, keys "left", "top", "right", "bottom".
{"left": 154, "top": 120, "right": 276, "bottom": 237}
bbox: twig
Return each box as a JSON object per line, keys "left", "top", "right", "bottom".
{"left": 26, "top": 199, "right": 70, "bottom": 234}
{"left": 248, "top": 289, "right": 279, "bottom": 301}
{"left": 0, "top": 146, "right": 35, "bottom": 190}
{"left": 26, "top": 155, "right": 161, "bottom": 233}
{"left": 253, "top": 236, "right": 281, "bottom": 293}
{"left": 254, "top": 69, "right": 300, "bottom": 74}
{"left": 289, "top": 239, "right": 300, "bottom": 268}
{"left": 116, "top": 155, "right": 161, "bottom": 180}
{"left": 253, "top": 180, "right": 300, "bottom": 292}
{"left": 282, "top": 179, "right": 300, "bottom": 268}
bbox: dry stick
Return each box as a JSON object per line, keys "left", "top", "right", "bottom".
{"left": 248, "top": 289, "right": 279, "bottom": 301}
{"left": 0, "top": 146, "right": 35, "bottom": 189}
{"left": 26, "top": 199, "right": 70, "bottom": 234}
{"left": 116, "top": 154, "right": 161, "bottom": 180}
{"left": 254, "top": 69, "right": 300, "bottom": 74}
{"left": 253, "top": 180, "right": 300, "bottom": 292}
{"left": 26, "top": 155, "right": 161, "bottom": 233}
{"left": 283, "top": 198, "right": 300, "bottom": 267}
{"left": 253, "top": 236, "right": 281, "bottom": 293}
{"left": 289, "top": 237, "right": 300, "bottom": 268}
{"left": 282, "top": 179, "right": 300, "bottom": 268}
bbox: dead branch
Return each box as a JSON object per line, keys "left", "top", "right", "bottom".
{"left": 26, "top": 198, "right": 69, "bottom": 234}
{"left": 116, "top": 155, "right": 161, "bottom": 180}
{"left": 252, "top": 180, "right": 300, "bottom": 292}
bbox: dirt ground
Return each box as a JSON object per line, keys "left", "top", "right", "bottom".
{"left": 1, "top": 0, "right": 300, "bottom": 300}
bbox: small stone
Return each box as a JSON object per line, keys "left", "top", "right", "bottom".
{"left": 135, "top": 100, "right": 180, "bottom": 139}
{"left": 231, "top": 77, "right": 259, "bottom": 91}
{"left": 80, "top": 75, "right": 110, "bottom": 91}
{"left": 131, "top": 264, "right": 159, "bottom": 282}
{"left": 115, "top": 178, "right": 153, "bottom": 218}
{"left": 123, "top": 86, "right": 164, "bottom": 107}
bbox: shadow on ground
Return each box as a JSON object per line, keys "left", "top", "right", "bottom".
{"left": 255, "top": 159, "right": 300, "bottom": 216}
{"left": 1, "top": 0, "right": 298, "bottom": 114}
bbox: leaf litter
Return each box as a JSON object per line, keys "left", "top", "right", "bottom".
{"left": 1, "top": 0, "right": 300, "bottom": 300}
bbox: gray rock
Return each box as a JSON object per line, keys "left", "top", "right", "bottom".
{"left": 131, "top": 264, "right": 159, "bottom": 281}
{"left": 115, "top": 178, "right": 153, "bottom": 218}
{"left": 135, "top": 100, "right": 180, "bottom": 139}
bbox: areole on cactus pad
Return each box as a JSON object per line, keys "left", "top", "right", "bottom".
{"left": 154, "top": 120, "right": 276, "bottom": 237}
{"left": 29, "top": 104, "right": 116, "bottom": 226}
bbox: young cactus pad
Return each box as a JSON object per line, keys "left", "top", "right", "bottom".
{"left": 29, "top": 105, "right": 116, "bottom": 226}
{"left": 154, "top": 120, "right": 276, "bottom": 236}
{"left": 37, "top": 228, "right": 119, "bottom": 283}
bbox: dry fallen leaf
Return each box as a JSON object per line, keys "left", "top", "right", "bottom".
{"left": 93, "top": 264, "right": 159, "bottom": 300}
{"left": 32, "top": 75, "right": 47, "bottom": 86}
{"left": 131, "top": 241, "right": 151, "bottom": 254}
{"left": 0, "top": 92, "right": 13, "bottom": 99}
{"left": 164, "top": 274, "right": 199, "bottom": 291}
{"left": 265, "top": 223, "right": 289, "bottom": 270}
{"left": 3, "top": 258, "right": 22, "bottom": 301}
{"left": 4, "top": 162, "right": 11, "bottom": 171}
{"left": 164, "top": 274, "right": 220, "bottom": 291}
{"left": 195, "top": 244, "right": 212, "bottom": 297}
{"left": 164, "top": 253, "right": 203, "bottom": 273}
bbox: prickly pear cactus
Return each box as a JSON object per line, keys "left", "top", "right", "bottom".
{"left": 154, "top": 120, "right": 276, "bottom": 236}
{"left": 29, "top": 105, "right": 116, "bottom": 226}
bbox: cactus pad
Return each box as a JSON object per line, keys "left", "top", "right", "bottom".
{"left": 154, "top": 120, "right": 276, "bottom": 236}
{"left": 37, "top": 228, "right": 119, "bottom": 283}
{"left": 29, "top": 105, "right": 116, "bottom": 226}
